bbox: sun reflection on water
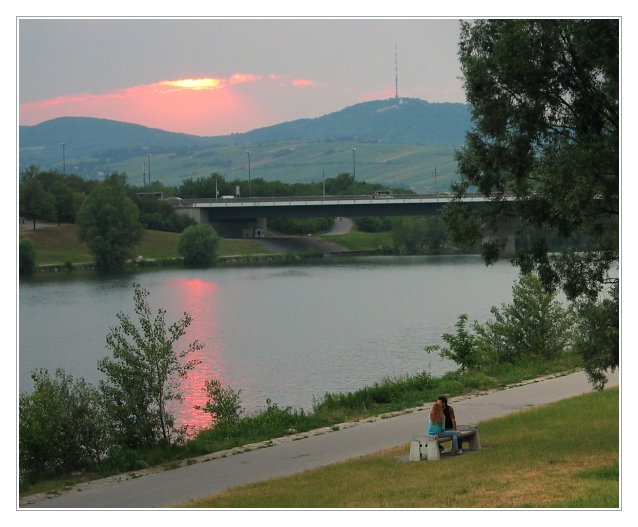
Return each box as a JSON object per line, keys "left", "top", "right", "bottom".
{"left": 164, "top": 277, "right": 228, "bottom": 432}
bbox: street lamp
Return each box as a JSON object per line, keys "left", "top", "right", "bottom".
{"left": 147, "top": 154, "right": 151, "bottom": 187}
{"left": 247, "top": 151, "right": 252, "bottom": 198}
{"left": 352, "top": 148, "right": 356, "bottom": 196}
{"left": 61, "top": 143, "right": 66, "bottom": 175}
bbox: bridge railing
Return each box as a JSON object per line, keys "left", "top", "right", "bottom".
{"left": 170, "top": 192, "right": 508, "bottom": 207}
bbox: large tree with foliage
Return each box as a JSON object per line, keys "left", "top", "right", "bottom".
{"left": 19, "top": 178, "right": 56, "bottom": 229}
{"left": 444, "top": 19, "right": 619, "bottom": 385}
{"left": 98, "top": 284, "right": 202, "bottom": 448}
{"left": 19, "top": 166, "right": 92, "bottom": 227}
{"left": 76, "top": 172, "right": 144, "bottom": 270}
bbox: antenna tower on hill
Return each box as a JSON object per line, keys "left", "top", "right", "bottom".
{"left": 395, "top": 45, "right": 399, "bottom": 100}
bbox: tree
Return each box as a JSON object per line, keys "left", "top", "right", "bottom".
{"left": 390, "top": 216, "right": 446, "bottom": 254}
{"left": 571, "top": 284, "right": 619, "bottom": 389}
{"left": 19, "top": 178, "right": 56, "bottom": 229}
{"left": 473, "top": 274, "right": 574, "bottom": 364}
{"left": 445, "top": 20, "right": 618, "bottom": 382}
{"left": 51, "top": 179, "right": 78, "bottom": 225}
{"left": 178, "top": 223, "right": 220, "bottom": 267}
{"left": 76, "top": 172, "right": 144, "bottom": 270}
{"left": 19, "top": 238, "right": 36, "bottom": 275}
{"left": 98, "top": 284, "right": 202, "bottom": 447}
{"left": 134, "top": 194, "right": 195, "bottom": 232}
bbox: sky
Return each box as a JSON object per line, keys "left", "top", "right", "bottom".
{"left": 18, "top": 18, "right": 467, "bottom": 137}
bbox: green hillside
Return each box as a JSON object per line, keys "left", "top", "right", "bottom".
{"left": 105, "top": 141, "right": 458, "bottom": 194}
{"left": 19, "top": 98, "right": 470, "bottom": 193}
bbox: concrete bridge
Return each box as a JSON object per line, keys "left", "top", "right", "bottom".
{"left": 172, "top": 193, "right": 517, "bottom": 253}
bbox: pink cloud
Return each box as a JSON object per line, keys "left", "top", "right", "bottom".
{"left": 19, "top": 74, "right": 272, "bottom": 135}
{"left": 291, "top": 79, "right": 316, "bottom": 87}
{"left": 229, "top": 73, "right": 262, "bottom": 85}
{"left": 19, "top": 72, "right": 344, "bottom": 136}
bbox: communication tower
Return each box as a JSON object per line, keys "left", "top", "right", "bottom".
{"left": 395, "top": 45, "right": 399, "bottom": 100}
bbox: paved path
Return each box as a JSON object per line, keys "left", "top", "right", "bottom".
{"left": 20, "top": 370, "right": 618, "bottom": 509}
{"left": 325, "top": 217, "right": 353, "bottom": 235}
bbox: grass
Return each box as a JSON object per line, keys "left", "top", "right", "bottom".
{"left": 19, "top": 224, "right": 273, "bottom": 267}
{"left": 178, "top": 387, "right": 619, "bottom": 509}
{"left": 19, "top": 224, "right": 93, "bottom": 265}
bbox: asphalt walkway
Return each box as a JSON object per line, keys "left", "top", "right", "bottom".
{"left": 19, "top": 369, "right": 619, "bottom": 509}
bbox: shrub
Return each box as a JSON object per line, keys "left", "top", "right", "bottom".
{"left": 19, "top": 369, "right": 109, "bottom": 484}
{"left": 425, "top": 314, "right": 481, "bottom": 371}
{"left": 19, "top": 238, "right": 36, "bottom": 275}
{"left": 195, "top": 379, "right": 244, "bottom": 426}
{"left": 178, "top": 223, "right": 220, "bottom": 267}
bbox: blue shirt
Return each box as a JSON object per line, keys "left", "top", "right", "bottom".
{"left": 428, "top": 418, "right": 445, "bottom": 435}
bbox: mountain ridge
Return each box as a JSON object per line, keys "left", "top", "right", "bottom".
{"left": 19, "top": 98, "right": 472, "bottom": 192}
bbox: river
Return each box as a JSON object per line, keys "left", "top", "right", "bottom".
{"left": 19, "top": 254, "right": 521, "bottom": 430}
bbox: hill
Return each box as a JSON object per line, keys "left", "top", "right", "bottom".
{"left": 19, "top": 98, "right": 472, "bottom": 193}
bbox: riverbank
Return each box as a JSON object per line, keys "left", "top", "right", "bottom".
{"left": 20, "top": 369, "right": 619, "bottom": 508}
{"left": 19, "top": 222, "right": 368, "bottom": 270}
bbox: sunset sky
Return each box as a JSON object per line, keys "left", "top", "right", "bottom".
{"left": 19, "top": 18, "right": 468, "bottom": 137}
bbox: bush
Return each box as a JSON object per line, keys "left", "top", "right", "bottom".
{"left": 473, "top": 273, "right": 574, "bottom": 364}
{"left": 19, "top": 369, "right": 109, "bottom": 484}
{"left": 354, "top": 216, "right": 392, "bottom": 233}
{"left": 178, "top": 223, "right": 220, "bottom": 267}
{"left": 19, "top": 238, "right": 36, "bottom": 275}
{"left": 425, "top": 314, "right": 481, "bottom": 371}
{"left": 195, "top": 379, "right": 244, "bottom": 426}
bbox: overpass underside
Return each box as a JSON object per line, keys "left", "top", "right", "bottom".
{"left": 175, "top": 199, "right": 517, "bottom": 255}
{"left": 178, "top": 201, "right": 447, "bottom": 238}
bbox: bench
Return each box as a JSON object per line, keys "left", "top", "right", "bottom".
{"left": 409, "top": 424, "right": 480, "bottom": 461}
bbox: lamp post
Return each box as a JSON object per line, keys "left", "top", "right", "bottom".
{"left": 147, "top": 154, "right": 151, "bottom": 187}
{"left": 352, "top": 148, "right": 356, "bottom": 197}
{"left": 61, "top": 143, "right": 66, "bottom": 175}
{"left": 247, "top": 151, "right": 252, "bottom": 198}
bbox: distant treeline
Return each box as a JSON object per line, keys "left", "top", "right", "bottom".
{"left": 177, "top": 171, "right": 411, "bottom": 199}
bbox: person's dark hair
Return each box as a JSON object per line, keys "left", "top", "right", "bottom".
{"left": 438, "top": 396, "right": 448, "bottom": 405}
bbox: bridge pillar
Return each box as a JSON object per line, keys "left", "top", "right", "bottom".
{"left": 177, "top": 207, "right": 207, "bottom": 224}
{"left": 482, "top": 218, "right": 519, "bottom": 256}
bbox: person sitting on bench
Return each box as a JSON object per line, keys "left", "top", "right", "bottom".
{"left": 428, "top": 400, "right": 463, "bottom": 456}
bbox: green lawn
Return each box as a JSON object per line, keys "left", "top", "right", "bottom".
{"left": 179, "top": 387, "right": 619, "bottom": 509}
{"left": 19, "top": 224, "right": 272, "bottom": 266}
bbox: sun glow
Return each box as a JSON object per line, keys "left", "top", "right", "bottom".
{"left": 19, "top": 72, "right": 323, "bottom": 136}
{"left": 160, "top": 78, "right": 224, "bottom": 90}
